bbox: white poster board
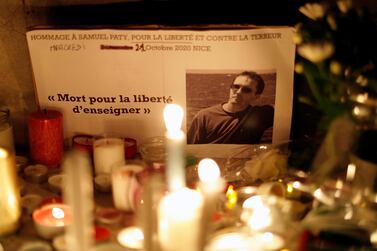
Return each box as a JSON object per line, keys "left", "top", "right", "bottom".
{"left": 26, "top": 27, "right": 295, "bottom": 157}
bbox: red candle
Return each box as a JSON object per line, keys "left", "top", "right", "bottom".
{"left": 124, "top": 137, "right": 137, "bottom": 159}
{"left": 28, "top": 110, "right": 63, "bottom": 168}
{"left": 72, "top": 134, "right": 94, "bottom": 155}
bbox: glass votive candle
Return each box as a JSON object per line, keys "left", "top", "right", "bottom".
{"left": 139, "top": 136, "right": 166, "bottom": 167}
{"left": 32, "top": 203, "right": 72, "bottom": 239}
{"left": 112, "top": 164, "right": 144, "bottom": 212}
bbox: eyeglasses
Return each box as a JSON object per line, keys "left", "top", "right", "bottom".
{"left": 230, "top": 84, "right": 253, "bottom": 94}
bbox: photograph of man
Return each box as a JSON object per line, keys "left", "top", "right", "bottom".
{"left": 187, "top": 71, "right": 274, "bottom": 144}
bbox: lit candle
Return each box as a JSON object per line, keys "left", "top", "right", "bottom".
{"left": 32, "top": 203, "right": 71, "bottom": 239}
{"left": 93, "top": 137, "right": 125, "bottom": 175}
{"left": 225, "top": 185, "right": 238, "bottom": 210}
{"left": 28, "top": 109, "right": 63, "bottom": 168}
{"left": 117, "top": 226, "right": 144, "bottom": 250}
{"left": 112, "top": 164, "right": 143, "bottom": 212}
{"left": 0, "top": 147, "right": 21, "bottom": 236}
{"left": 158, "top": 188, "right": 203, "bottom": 251}
{"left": 163, "top": 104, "right": 185, "bottom": 192}
{"left": 197, "top": 158, "right": 225, "bottom": 249}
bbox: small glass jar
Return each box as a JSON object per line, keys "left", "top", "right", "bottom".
{"left": 139, "top": 136, "right": 166, "bottom": 167}
{"left": 348, "top": 93, "right": 377, "bottom": 194}
{"left": 0, "top": 107, "right": 15, "bottom": 152}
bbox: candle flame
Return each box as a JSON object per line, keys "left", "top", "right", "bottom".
{"left": 286, "top": 183, "right": 294, "bottom": 194}
{"left": 226, "top": 185, "right": 237, "bottom": 209}
{"left": 52, "top": 207, "right": 65, "bottom": 219}
{"left": 198, "top": 158, "right": 220, "bottom": 183}
{"left": 163, "top": 104, "right": 184, "bottom": 133}
{"left": 0, "top": 148, "right": 8, "bottom": 158}
{"left": 346, "top": 163, "right": 356, "bottom": 182}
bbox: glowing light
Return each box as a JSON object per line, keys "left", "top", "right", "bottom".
{"left": 0, "top": 148, "right": 8, "bottom": 158}
{"left": 52, "top": 207, "right": 65, "bottom": 219}
{"left": 346, "top": 163, "right": 356, "bottom": 182}
{"left": 242, "top": 196, "right": 271, "bottom": 231}
{"left": 163, "top": 104, "right": 184, "bottom": 135}
{"left": 198, "top": 158, "right": 220, "bottom": 183}
{"left": 117, "top": 227, "right": 144, "bottom": 250}
{"left": 286, "top": 183, "right": 294, "bottom": 194}
{"left": 226, "top": 185, "right": 237, "bottom": 209}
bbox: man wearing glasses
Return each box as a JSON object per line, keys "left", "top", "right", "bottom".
{"left": 187, "top": 71, "right": 274, "bottom": 144}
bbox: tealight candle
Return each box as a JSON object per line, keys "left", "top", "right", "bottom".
{"left": 32, "top": 203, "right": 72, "bottom": 239}
{"left": 24, "top": 164, "right": 48, "bottom": 183}
{"left": 48, "top": 174, "right": 65, "bottom": 193}
{"left": 93, "top": 137, "right": 125, "bottom": 175}
{"left": 16, "top": 155, "right": 29, "bottom": 173}
{"left": 21, "top": 194, "right": 43, "bottom": 214}
{"left": 158, "top": 188, "right": 203, "bottom": 251}
{"left": 117, "top": 226, "right": 144, "bottom": 250}
{"left": 95, "top": 207, "right": 123, "bottom": 225}
{"left": 163, "top": 104, "right": 186, "bottom": 192}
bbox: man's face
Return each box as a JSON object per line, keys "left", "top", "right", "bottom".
{"left": 228, "top": 75, "right": 259, "bottom": 107}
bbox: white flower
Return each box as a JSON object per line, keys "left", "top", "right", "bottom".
{"left": 244, "top": 149, "right": 287, "bottom": 182}
{"left": 298, "top": 42, "right": 334, "bottom": 63}
{"left": 299, "top": 3, "right": 326, "bottom": 20}
{"left": 337, "top": 0, "right": 352, "bottom": 14}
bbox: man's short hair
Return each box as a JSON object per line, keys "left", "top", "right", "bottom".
{"left": 233, "top": 71, "right": 265, "bottom": 94}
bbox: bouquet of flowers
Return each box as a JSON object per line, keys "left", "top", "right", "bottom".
{"left": 294, "top": 0, "right": 377, "bottom": 130}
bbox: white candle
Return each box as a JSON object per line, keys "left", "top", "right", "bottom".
{"left": 158, "top": 188, "right": 203, "bottom": 251}
{"left": 112, "top": 164, "right": 143, "bottom": 212}
{"left": 63, "top": 150, "right": 94, "bottom": 251}
{"left": 93, "top": 137, "right": 125, "bottom": 175}
{"left": 163, "top": 104, "right": 185, "bottom": 192}
{"left": 0, "top": 147, "right": 21, "bottom": 236}
{"left": 197, "top": 158, "right": 225, "bottom": 249}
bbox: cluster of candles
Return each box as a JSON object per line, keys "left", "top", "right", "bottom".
{"left": 0, "top": 104, "right": 288, "bottom": 251}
